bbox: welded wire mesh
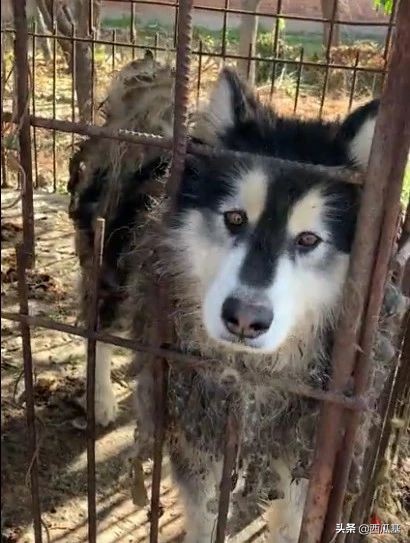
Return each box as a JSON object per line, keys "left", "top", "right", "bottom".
{"left": 1, "top": 1, "right": 409, "bottom": 543}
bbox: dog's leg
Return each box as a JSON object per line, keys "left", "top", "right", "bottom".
{"left": 93, "top": 341, "right": 118, "bottom": 427}
{"left": 171, "top": 445, "right": 223, "bottom": 543}
{"left": 180, "top": 480, "right": 218, "bottom": 543}
{"left": 264, "top": 459, "right": 308, "bottom": 543}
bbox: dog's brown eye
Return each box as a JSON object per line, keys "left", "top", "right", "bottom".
{"left": 224, "top": 210, "right": 248, "bottom": 231}
{"left": 295, "top": 232, "right": 322, "bottom": 249}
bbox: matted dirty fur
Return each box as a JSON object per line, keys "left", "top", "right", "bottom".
{"left": 68, "top": 52, "right": 408, "bottom": 542}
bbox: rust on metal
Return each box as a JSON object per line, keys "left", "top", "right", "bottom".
{"left": 52, "top": 23, "right": 57, "bottom": 191}
{"left": 86, "top": 218, "right": 106, "bottom": 543}
{"left": 0, "top": 310, "right": 375, "bottom": 412}
{"left": 319, "top": 0, "right": 339, "bottom": 118}
{"left": 2, "top": 2, "right": 409, "bottom": 543}
{"left": 215, "top": 408, "right": 240, "bottom": 543}
{"left": 167, "top": 0, "right": 194, "bottom": 198}
{"left": 293, "top": 47, "right": 304, "bottom": 113}
{"left": 16, "top": 244, "right": 43, "bottom": 543}
{"left": 1, "top": 27, "right": 391, "bottom": 78}
{"left": 150, "top": 1, "right": 194, "bottom": 540}
{"left": 12, "top": 0, "right": 35, "bottom": 267}
{"left": 347, "top": 51, "right": 360, "bottom": 112}
{"left": 298, "top": 2, "right": 410, "bottom": 541}
{"left": 269, "top": 0, "right": 283, "bottom": 99}
{"left": 31, "top": 22, "right": 39, "bottom": 188}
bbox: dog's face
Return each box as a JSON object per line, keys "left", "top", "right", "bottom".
{"left": 172, "top": 70, "right": 376, "bottom": 353}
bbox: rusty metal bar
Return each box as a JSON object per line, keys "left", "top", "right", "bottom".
{"left": 12, "top": 0, "right": 35, "bottom": 268}
{"left": 1, "top": 29, "right": 7, "bottom": 188}
{"left": 31, "top": 22, "right": 38, "bottom": 188}
{"left": 0, "top": 111, "right": 367, "bottom": 184}
{"left": 322, "top": 4, "right": 410, "bottom": 536}
{"left": 319, "top": 0, "right": 338, "bottom": 118}
{"left": 0, "top": 28, "right": 390, "bottom": 77}
{"left": 220, "top": 0, "right": 229, "bottom": 59}
{"left": 93, "top": 0, "right": 396, "bottom": 27}
{"left": 347, "top": 51, "right": 360, "bottom": 112}
{"left": 91, "top": 29, "right": 96, "bottom": 124}
{"left": 167, "top": 0, "right": 194, "bottom": 197}
{"left": 16, "top": 244, "right": 43, "bottom": 543}
{"left": 196, "top": 39, "right": 203, "bottom": 106}
{"left": 293, "top": 47, "right": 304, "bottom": 113}
{"left": 383, "top": 0, "right": 397, "bottom": 60}
{"left": 71, "top": 24, "right": 76, "bottom": 155}
{"left": 86, "top": 218, "right": 105, "bottom": 543}
{"left": 269, "top": 0, "right": 283, "bottom": 99}
{"left": 52, "top": 23, "right": 57, "bottom": 191}
{"left": 298, "top": 2, "right": 410, "bottom": 541}
{"left": 150, "top": 2, "right": 194, "bottom": 539}
{"left": 348, "top": 310, "right": 409, "bottom": 537}
{"left": 215, "top": 409, "right": 240, "bottom": 543}
{"left": 148, "top": 282, "right": 171, "bottom": 542}
{"left": 0, "top": 309, "right": 373, "bottom": 413}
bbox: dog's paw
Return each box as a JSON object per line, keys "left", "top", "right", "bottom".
{"left": 95, "top": 385, "right": 118, "bottom": 427}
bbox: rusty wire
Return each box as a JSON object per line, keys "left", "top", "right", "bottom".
{"left": 2, "top": 1, "right": 409, "bottom": 542}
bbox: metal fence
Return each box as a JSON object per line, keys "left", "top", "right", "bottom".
{"left": 1, "top": 1, "right": 409, "bottom": 542}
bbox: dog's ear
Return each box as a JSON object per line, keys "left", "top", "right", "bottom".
{"left": 192, "top": 67, "right": 259, "bottom": 145}
{"left": 338, "top": 99, "right": 379, "bottom": 169}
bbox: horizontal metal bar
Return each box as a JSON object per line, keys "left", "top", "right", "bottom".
{"left": 2, "top": 1, "right": 395, "bottom": 28}
{"left": 0, "top": 111, "right": 365, "bottom": 184}
{"left": 0, "top": 28, "right": 387, "bottom": 75}
{"left": 1, "top": 310, "right": 370, "bottom": 411}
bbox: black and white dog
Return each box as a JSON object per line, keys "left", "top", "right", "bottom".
{"left": 68, "top": 53, "right": 381, "bottom": 541}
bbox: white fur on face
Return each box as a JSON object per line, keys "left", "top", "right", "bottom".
{"left": 176, "top": 181, "right": 349, "bottom": 353}
{"left": 348, "top": 117, "right": 376, "bottom": 169}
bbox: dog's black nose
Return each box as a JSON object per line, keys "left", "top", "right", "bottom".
{"left": 221, "top": 296, "right": 273, "bottom": 339}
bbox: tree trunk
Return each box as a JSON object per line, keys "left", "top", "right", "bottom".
{"left": 237, "top": 0, "right": 262, "bottom": 85}
{"left": 35, "top": 0, "right": 101, "bottom": 122}
{"left": 321, "top": 0, "right": 340, "bottom": 51}
{"left": 35, "top": 6, "right": 51, "bottom": 61}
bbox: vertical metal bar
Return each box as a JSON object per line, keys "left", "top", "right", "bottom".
{"left": 293, "top": 47, "right": 304, "bottom": 113}
{"left": 71, "top": 24, "right": 76, "bottom": 155}
{"left": 383, "top": 0, "right": 397, "bottom": 61}
{"left": 319, "top": 0, "right": 339, "bottom": 118}
{"left": 149, "top": 351, "right": 168, "bottom": 543}
{"left": 215, "top": 409, "right": 239, "bottom": 543}
{"left": 298, "top": 2, "right": 410, "bottom": 541}
{"left": 91, "top": 30, "right": 95, "bottom": 124}
{"left": 88, "top": 0, "right": 94, "bottom": 36}
{"left": 221, "top": 0, "right": 229, "bottom": 60}
{"left": 86, "top": 218, "right": 105, "bottom": 543}
{"left": 1, "top": 28, "right": 8, "bottom": 189}
{"left": 269, "top": 0, "right": 283, "bottom": 101}
{"left": 167, "top": 0, "right": 194, "bottom": 198}
{"left": 173, "top": 2, "right": 179, "bottom": 50}
{"left": 347, "top": 51, "right": 360, "bottom": 112}
{"left": 16, "top": 244, "right": 42, "bottom": 543}
{"left": 149, "top": 3, "right": 194, "bottom": 541}
{"left": 52, "top": 24, "right": 57, "bottom": 192}
{"left": 348, "top": 310, "right": 409, "bottom": 536}
{"left": 111, "top": 29, "right": 116, "bottom": 73}
{"left": 246, "top": 42, "right": 252, "bottom": 81}
{"left": 31, "top": 22, "right": 38, "bottom": 189}
{"left": 130, "top": 1, "right": 136, "bottom": 60}
{"left": 322, "top": 9, "right": 410, "bottom": 538}
{"left": 12, "top": 0, "right": 35, "bottom": 268}
{"left": 196, "top": 39, "right": 203, "bottom": 107}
